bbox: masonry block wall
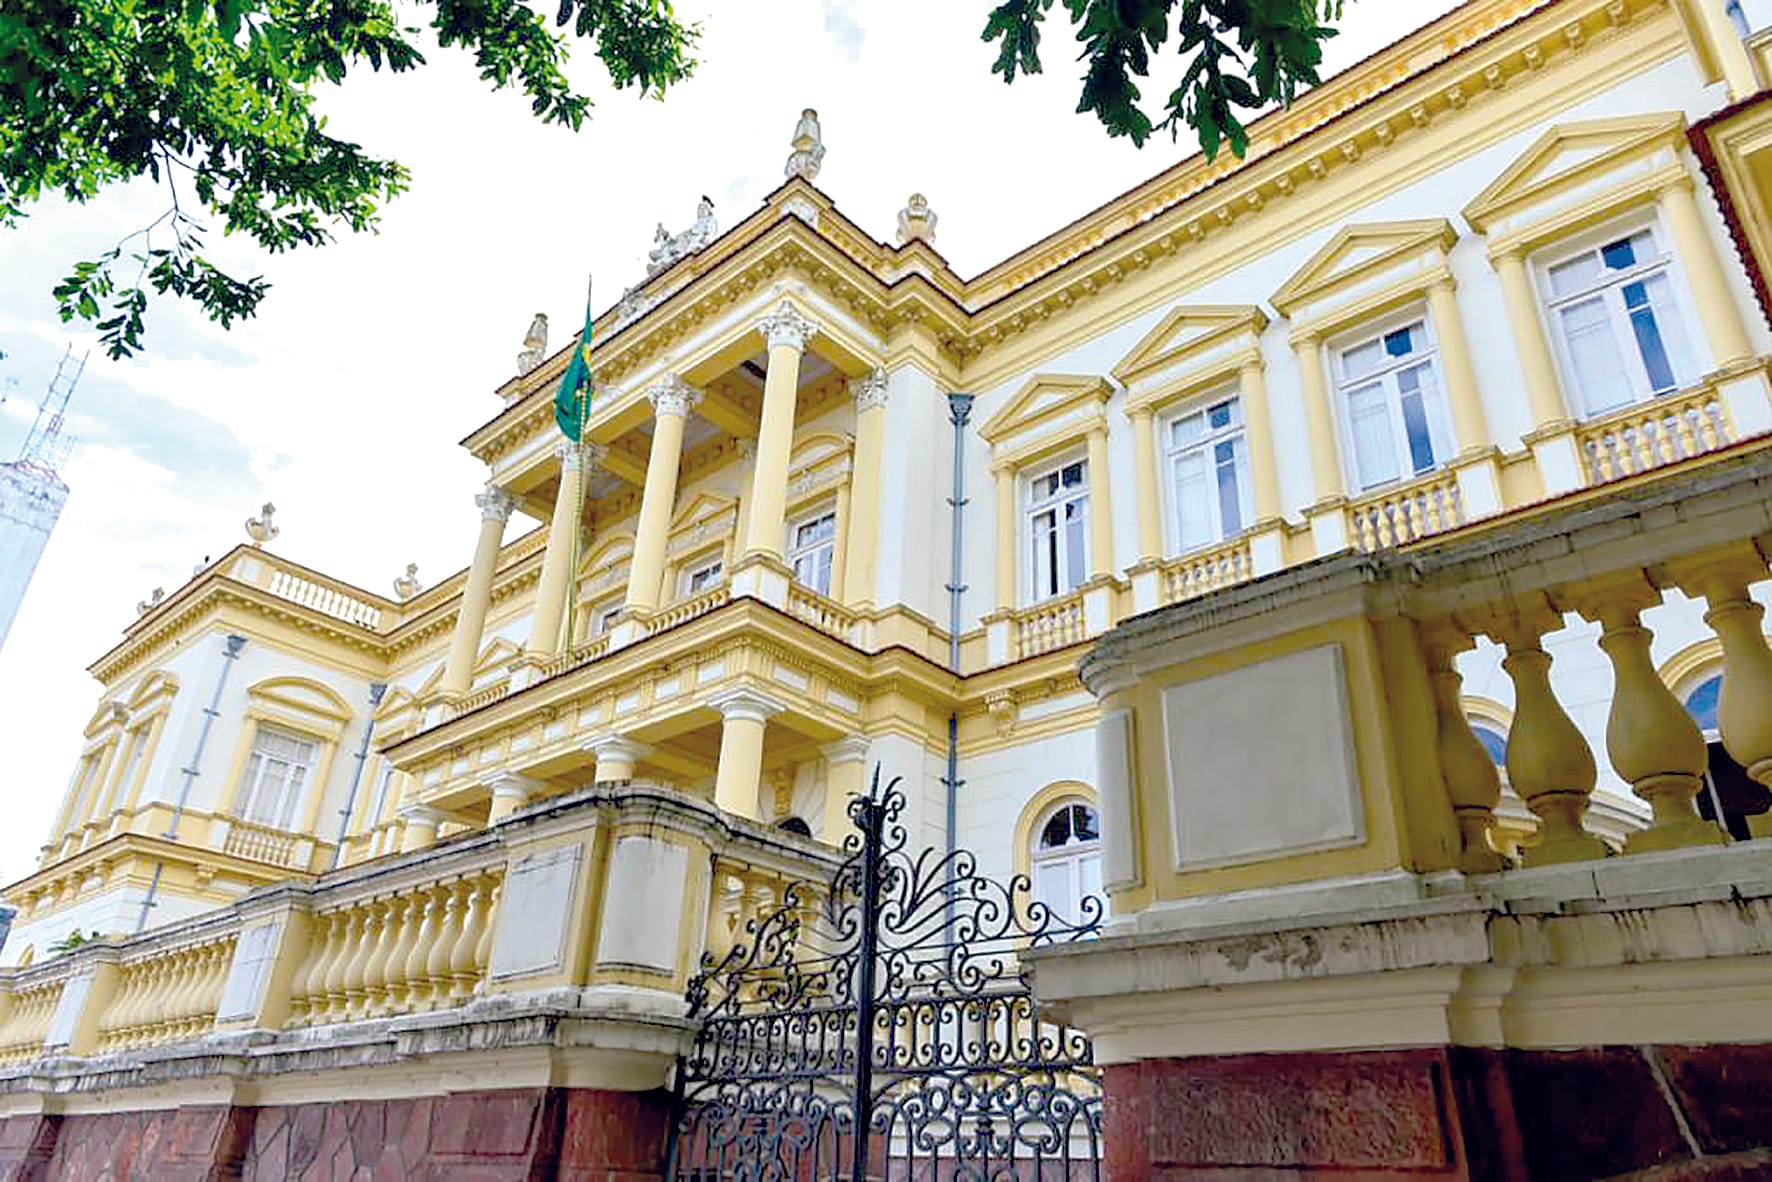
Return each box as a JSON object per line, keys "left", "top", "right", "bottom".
{"left": 1104, "top": 1045, "right": 1772, "bottom": 1181}
{"left": 0, "top": 1087, "right": 671, "bottom": 1182}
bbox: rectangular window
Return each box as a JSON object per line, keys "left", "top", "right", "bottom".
{"left": 1167, "top": 396, "right": 1251, "bottom": 551}
{"left": 1543, "top": 225, "right": 1698, "bottom": 416}
{"left": 592, "top": 601, "right": 623, "bottom": 636}
{"left": 365, "top": 762, "right": 395, "bottom": 828}
{"left": 237, "top": 725, "right": 318, "bottom": 830}
{"left": 683, "top": 558, "right": 723, "bottom": 596}
{"left": 1335, "top": 320, "right": 1454, "bottom": 491}
{"left": 788, "top": 510, "right": 837, "bottom": 595}
{"left": 1025, "top": 459, "right": 1089, "bottom": 601}
{"left": 109, "top": 726, "right": 150, "bottom": 807}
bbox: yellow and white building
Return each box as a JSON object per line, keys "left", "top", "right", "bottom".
{"left": 12, "top": 0, "right": 1772, "bottom": 969}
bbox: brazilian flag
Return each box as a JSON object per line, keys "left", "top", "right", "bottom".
{"left": 554, "top": 300, "right": 593, "bottom": 441}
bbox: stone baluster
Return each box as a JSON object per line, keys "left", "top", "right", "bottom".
{"left": 162, "top": 952, "right": 197, "bottom": 1040}
{"left": 325, "top": 906, "right": 368, "bottom": 1022}
{"left": 197, "top": 944, "right": 229, "bottom": 1031}
{"left": 377, "top": 894, "right": 424, "bottom": 1013}
{"left": 1576, "top": 581, "right": 1726, "bottom": 852}
{"left": 471, "top": 878, "right": 500, "bottom": 991}
{"left": 1486, "top": 608, "right": 1610, "bottom": 865}
{"left": 291, "top": 911, "right": 340, "bottom": 1025}
{"left": 1687, "top": 563, "right": 1772, "bottom": 791}
{"left": 448, "top": 876, "right": 490, "bottom": 1002}
{"left": 357, "top": 898, "right": 399, "bottom": 1016}
{"left": 424, "top": 882, "right": 467, "bottom": 1009}
{"left": 1423, "top": 627, "right": 1509, "bottom": 873}
{"left": 401, "top": 887, "right": 444, "bottom": 1011}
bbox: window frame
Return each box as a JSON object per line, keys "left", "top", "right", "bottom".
{"left": 1330, "top": 308, "right": 1457, "bottom": 492}
{"left": 1162, "top": 388, "right": 1253, "bottom": 554}
{"left": 235, "top": 722, "right": 321, "bottom": 831}
{"left": 1028, "top": 798, "right": 1104, "bottom": 924}
{"left": 786, "top": 505, "right": 838, "bottom": 596}
{"left": 1534, "top": 215, "right": 1705, "bottom": 419}
{"left": 680, "top": 552, "right": 725, "bottom": 598}
{"left": 1022, "top": 454, "right": 1092, "bottom": 603}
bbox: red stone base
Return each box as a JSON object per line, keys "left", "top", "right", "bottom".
{"left": 1106, "top": 1044, "right": 1772, "bottom": 1181}
{"left": 0, "top": 1086, "right": 670, "bottom": 1181}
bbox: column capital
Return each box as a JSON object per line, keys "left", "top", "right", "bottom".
{"left": 709, "top": 686, "right": 788, "bottom": 724}
{"left": 646, "top": 375, "right": 702, "bottom": 419}
{"left": 758, "top": 301, "right": 819, "bottom": 352}
{"left": 583, "top": 733, "right": 653, "bottom": 763}
{"left": 475, "top": 486, "right": 518, "bottom": 523}
{"left": 396, "top": 804, "right": 450, "bottom": 826}
{"left": 555, "top": 440, "right": 607, "bottom": 471}
{"left": 821, "top": 736, "right": 870, "bottom": 765}
{"left": 849, "top": 368, "right": 889, "bottom": 412}
{"left": 481, "top": 771, "right": 544, "bottom": 799}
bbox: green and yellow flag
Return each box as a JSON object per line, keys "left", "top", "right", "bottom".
{"left": 554, "top": 277, "right": 594, "bottom": 440}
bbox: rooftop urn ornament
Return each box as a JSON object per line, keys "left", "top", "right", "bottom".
{"left": 516, "top": 313, "right": 548, "bottom": 376}
{"left": 785, "top": 108, "right": 825, "bottom": 182}
{"left": 135, "top": 587, "right": 165, "bottom": 616}
{"left": 245, "top": 502, "right": 278, "bottom": 546}
{"left": 393, "top": 562, "right": 423, "bottom": 600}
{"left": 896, "top": 193, "right": 937, "bottom": 246}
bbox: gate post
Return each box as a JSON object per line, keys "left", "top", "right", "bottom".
{"left": 849, "top": 769, "right": 887, "bottom": 1182}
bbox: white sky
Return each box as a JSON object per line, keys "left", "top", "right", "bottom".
{"left": 0, "top": 0, "right": 1459, "bottom": 887}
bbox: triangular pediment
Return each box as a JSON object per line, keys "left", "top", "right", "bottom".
{"left": 470, "top": 637, "right": 522, "bottom": 688}
{"left": 979, "top": 374, "right": 1112, "bottom": 446}
{"left": 669, "top": 491, "right": 737, "bottom": 532}
{"left": 1112, "top": 305, "right": 1268, "bottom": 386}
{"left": 1464, "top": 114, "right": 1687, "bottom": 231}
{"left": 1271, "top": 220, "right": 1457, "bottom": 315}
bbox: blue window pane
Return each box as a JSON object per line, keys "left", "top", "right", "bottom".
{"left": 1214, "top": 441, "right": 1243, "bottom": 537}
{"left": 1685, "top": 675, "right": 1721, "bottom": 733}
{"left": 1400, "top": 389, "right": 1436, "bottom": 473}
{"left": 1622, "top": 281, "right": 1677, "bottom": 392}
{"left": 1473, "top": 726, "right": 1508, "bottom": 766}
{"left": 1383, "top": 327, "right": 1415, "bottom": 358}
{"left": 1208, "top": 401, "right": 1232, "bottom": 430}
{"left": 1601, "top": 237, "right": 1638, "bottom": 270}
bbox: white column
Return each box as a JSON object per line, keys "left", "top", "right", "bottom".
{"left": 742, "top": 302, "right": 818, "bottom": 566}
{"left": 441, "top": 488, "right": 516, "bottom": 697}
{"left": 710, "top": 688, "right": 787, "bottom": 820}
{"left": 586, "top": 735, "right": 652, "bottom": 783}
{"left": 484, "top": 772, "right": 544, "bottom": 824}
{"left": 820, "top": 737, "right": 870, "bottom": 844}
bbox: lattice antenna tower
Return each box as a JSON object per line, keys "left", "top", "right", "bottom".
{"left": 16, "top": 345, "right": 86, "bottom": 478}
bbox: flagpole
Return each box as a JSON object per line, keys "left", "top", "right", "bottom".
{"left": 563, "top": 274, "right": 593, "bottom": 654}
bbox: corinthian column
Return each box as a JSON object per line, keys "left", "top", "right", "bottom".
{"left": 442, "top": 487, "right": 516, "bottom": 696}
{"left": 742, "top": 302, "right": 818, "bottom": 563}
{"left": 627, "top": 377, "right": 701, "bottom": 613}
{"left": 529, "top": 442, "right": 601, "bottom": 658}
{"left": 841, "top": 369, "right": 888, "bottom": 607}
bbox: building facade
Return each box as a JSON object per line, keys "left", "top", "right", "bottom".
{"left": 6, "top": 0, "right": 1772, "bottom": 1175}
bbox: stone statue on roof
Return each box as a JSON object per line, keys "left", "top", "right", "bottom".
{"left": 516, "top": 313, "right": 548, "bottom": 376}
{"left": 646, "top": 198, "right": 720, "bottom": 276}
{"left": 785, "top": 109, "right": 824, "bottom": 183}
{"left": 897, "top": 193, "right": 937, "bottom": 246}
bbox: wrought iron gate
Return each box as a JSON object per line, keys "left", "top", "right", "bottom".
{"left": 665, "top": 770, "right": 1105, "bottom": 1180}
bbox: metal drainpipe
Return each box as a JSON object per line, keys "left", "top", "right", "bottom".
{"left": 330, "top": 682, "right": 387, "bottom": 869}
{"left": 136, "top": 633, "right": 246, "bottom": 932}
{"left": 943, "top": 394, "right": 974, "bottom": 884}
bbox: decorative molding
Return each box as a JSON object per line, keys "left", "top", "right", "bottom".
{"left": 758, "top": 301, "right": 819, "bottom": 352}
{"left": 647, "top": 376, "right": 703, "bottom": 419}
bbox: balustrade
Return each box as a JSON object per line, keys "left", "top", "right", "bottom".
{"left": 1015, "top": 591, "right": 1089, "bottom": 660}
{"left": 1577, "top": 387, "right": 1734, "bottom": 484}
{"left": 1159, "top": 538, "right": 1253, "bottom": 606}
{"left": 0, "top": 980, "right": 62, "bottom": 1065}
{"left": 96, "top": 935, "right": 235, "bottom": 1052}
{"left": 1351, "top": 471, "right": 1463, "bottom": 550}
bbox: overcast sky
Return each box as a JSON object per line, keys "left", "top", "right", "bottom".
{"left": 0, "top": 0, "right": 1459, "bottom": 887}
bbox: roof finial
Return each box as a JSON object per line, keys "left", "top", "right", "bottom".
{"left": 785, "top": 108, "right": 825, "bottom": 183}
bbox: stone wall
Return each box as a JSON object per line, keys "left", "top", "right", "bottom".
{"left": 1104, "top": 1045, "right": 1772, "bottom": 1181}
{"left": 0, "top": 1086, "right": 670, "bottom": 1181}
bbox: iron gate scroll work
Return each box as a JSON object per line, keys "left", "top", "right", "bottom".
{"left": 666, "top": 770, "right": 1106, "bottom": 1180}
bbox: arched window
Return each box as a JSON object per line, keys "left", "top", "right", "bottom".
{"left": 1470, "top": 723, "right": 1509, "bottom": 768}
{"left": 1031, "top": 801, "right": 1102, "bottom": 923}
{"left": 1684, "top": 675, "right": 1721, "bottom": 734}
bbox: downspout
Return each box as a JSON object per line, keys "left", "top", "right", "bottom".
{"left": 943, "top": 394, "right": 974, "bottom": 887}
{"left": 136, "top": 633, "right": 246, "bottom": 933}
{"left": 330, "top": 682, "right": 387, "bottom": 869}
